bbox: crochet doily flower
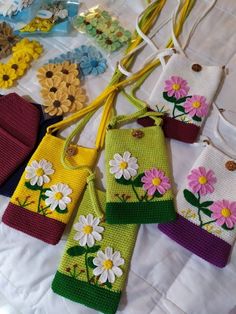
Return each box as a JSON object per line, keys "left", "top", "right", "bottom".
{"left": 37, "top": 64, "right": 62, "bottom": 83}
{"left": 183, "top": 95, "right": 209, "bottom": 118}
{"left": 0, "top": 65, "right": 17, "bottom": 89}
{"left": 58, "top": 61, "right": 79, "bottom": 78}
{"left": 45, "top": 183, "right": 72, "bottom": 211}
{"left": 164, "top": 76, "right": 190, "bottom": 100}
{"left": 43, "top": 90, "right": 71, "bottom": 116}
{"left": 210, "top": 200, "right": 236, "bottom": 229}
{"left": 93, "top": 247, "right": 124, "bottom": 284}
{"left": 187, "top": 167, "right": 217, "bottom": 196}
{"left": 112, "top": 27, "right": 131, "bottom": 43}
{"left": 67, "top": 85, "right": 86, "bottom": 112}
{"left": 0, "top": 22, "right": 20, "bottom": 59}
{"left": 73, "top": 214, "right": 104, "bottom": 247}
{"left": 63, "top": 74, "right": 80, "bottom": 88}
{"left": 109, "top": 152, "right": 139, "bottom": 180}
{"left": 40, "top": 76, "right": 66, "bottom": 98}
{"left": 98, "top": 35, "right": 121, "bottom": 52}
{"left": 8, "top": 57, "right": 28, "bottom": 77}
{"left": 141, "top": 168, "right": 171, "bottom": 196}
{"left": 25, "top": 159, "right": 54, "bottom": 186}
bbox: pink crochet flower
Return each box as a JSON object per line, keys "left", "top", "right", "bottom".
{"left": 183, "top": 95, "right": 208, "bottom": 118}
{"left": 210, "top": 200, "right": 236, "bottom": 229}
{"left": 187, "top": 167, "right": 216, "bottom": 196}
{"left": 164, "top": 76, "right": 189, "bottom": 100}
{"left": 141, "top": 168, "right": 171, "bottom": 196}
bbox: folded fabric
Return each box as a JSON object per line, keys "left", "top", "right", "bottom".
{"left": 52, "top": 187, "right": 138, "bottom": 314}
{"left": 159, "top": 144, "right": 236, "bottom": 268}
{"left": 0, "top": 93, "right": 40, "bottom": 185}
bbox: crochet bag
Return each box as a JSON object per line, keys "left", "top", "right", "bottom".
{"left": 2, "top": 101, "right": 112, "bottom": 245}
{"left": 159, "top": 141, "right": 236, "bottom": 268}
{"left": 52, "top": 178, "right": 138, "bottom": 314}
{"left": 105, "top": 108, "right": 176, "bottom": 224}
{"left": 0, "top": 93, "right": 40, "bottom": 185}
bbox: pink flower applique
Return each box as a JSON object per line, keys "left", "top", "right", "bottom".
{"left": 183, "top": 95, "right": 209, "bottom": 118}
{"left": 187, "top": 166, "right": 217, "bottom": 196}
{"left": 210, "top": 200, "right": 236, "bottom": 229}
{"left": 141, "top": 168, "right": 171, "bottom": 196}
{"left": 164, "top": 76, "right": 190, "bottom": 100}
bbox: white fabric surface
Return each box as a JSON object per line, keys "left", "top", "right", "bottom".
{"left": 1, "top": 0, "right": 236, "bottom": 313}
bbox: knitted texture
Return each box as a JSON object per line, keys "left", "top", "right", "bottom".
{"left": 2, "top": 133, "right": 98, "bottom": 245}
{"left": 52, "top": 188, "right": 138, "bottom": 314}
{"left": 138, "top": 53, "right": 223, "bottom": 143}
{"left": 0, "top": 93, "right": 40, "bottom": 185}
{"left": 159, "top": 144, "right": 236, "bottom": 267}
{"left": 0, "top": 102, "right": 62, "bottom": 197}
{"left": 105, "top": 125, "right": 176, "bottom": 224}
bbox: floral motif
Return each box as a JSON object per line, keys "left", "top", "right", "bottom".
{"left": 183, "top": 95, "right": 208, "bottom": 118}
{"left": 109, "top": 152, "right": 138, "bottom": 180}
{"left": 73, "top": 214, "right": 104, "bottom": 247}
{"left": 210, "top": 200, "right": 236, "bottom": 229}
{"left": 0, "top": 22, "right": 20, "bottom": 59}
{"left": 8, "top": 57, "right": 28, "bottom": 77}
{"left": 187, "top": 167, "right": 216, "bottom": 196}
{"left": 141, "top": 168, "right": 171, "bottom": 196}
{"left": 37, "top": 64, "right": 62, "bottom": 83}
{"left": 43, "top": 90, "right": 72, "bottom": 116}
{"left": 40, "top": 76, "right": 66, "bottom": 98}
{"left": 93, "top": 247, "right": 124, "bottom": 284}
{"left": 164, "top": 76, "right": 189, "bottom": 100}
{"left": 67, "top": 85, "right": 87, "bottom": 112}
{"left": 25, "top": 159, "right": 54, "bottom": 186}
{"left": 0, "top": 65, "right": 17, "bottom": 89}
{"left": 45, "top": 183, "right": 72, "bottom": 211}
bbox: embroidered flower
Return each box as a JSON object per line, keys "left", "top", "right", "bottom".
{"left": 164, "top": 76, "right": 189, "bottom": 99}
{"left": 67, "top": 85, "right": 86, "bottom": 112}
{"left": 25, "top": 159, "right": 54, "bottom": 186}
{"left": 183, "top": 95, "right": 209, "bottom": 118}
{"left": 40, "top": 76, "right": 66, "bottom": 98}
{"left": 73, "top": 214, "right": 104, "bottom": 247}
{"left": 187, "top": 167, "right": 217, "bottom": 196}
{"left": 210, "top": 200, "right": 236, "bottom": 229}
{"left": 93, "top": 247, "right": 124, "bottom": 284}
{"left": 0, "top": 65, "right": 17, "bottom": 89}
{"left": 45, "top": 183, "right": 72, "bottom": 211}
{"left": 43, "top": 90, "right": 71, "bottom": 116}
{"left": 141, "top": 168, "right": 171, "bottom": 196}
{"left": 109, "top": 152, "right": 138, "bottom": 180}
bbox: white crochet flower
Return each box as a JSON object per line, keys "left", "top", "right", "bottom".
{"left": 25, "top": 159, "right": 54, "bottom": 186}
{"left": 73, "top": 214, "right": 104, "bottom": 247}
{"left": 109, "top": 151, "right": 138, "bottom": 180}
{"left": 93, "top": 247, "right": 124, "bottom": 284}
{"left": 45, "top": 183, "right": 72, "bottom": 210}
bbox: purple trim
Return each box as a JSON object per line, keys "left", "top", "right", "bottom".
{"left": 158, "top": 214, "right": 231, "bottom": 268}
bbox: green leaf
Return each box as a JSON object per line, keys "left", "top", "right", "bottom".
{"left": 115, "top": 177, "right": 132, "bottom": 185}
{"left": 67, "top": 246, "right": 86, "bottom": 256}
{"left": 222, "top": 223, "right": 234, "bottom": 231}
{"left": 183, "top": 189, "right": 200, "bottom": 207}
{"left": 175, "top": 105, "right": 186, "bottom": 112}
{"left": 41, "top": 194, "right": 47, "bottom": 201}
{"left": 163, "top": 92, "right": 177, "bottom": 103}
{"left": 87, "top": 245, "right": 101, "bottom": 253}
{"left": 200, "top": 207, "right": 212, "bottom": 217}
{"left": 200, "top": 201, "right": 214, "bottom": 208}
{"left": 55, "top": 206, "right": 68, "bottom": 214}
{"left": 192, "top": 115, "right": 202, "bottom": 122}
{"left": 25, "top": 182, "right": 42, "bottom": 191}
{"left": 104, "top": 281, "right": 112, "bottom": 289}
{"left": 87, "top": 256, "right": 96, "bottom": 269}
{"left": 132, "top": 173, "right": 144, "bottom": 187}
{"left": 154, "top": 191, "right": 163, "bottom": 198}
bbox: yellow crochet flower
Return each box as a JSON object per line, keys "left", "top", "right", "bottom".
{"left": 58, "top": 61, "right": 79, "bottom": 78}
{"left": 12, "top": 39, "right": 43, "bottom": 62}
{"left": 43, "top": 90, "right": 71, "bottom": 116}
{"left": 0, "top": 64, "right": 17, "bottom": 89}
{"left": 67, "top": 85, "right": 87, "bottom": 112}
{"left": 40, "top": 76, "right": 67, "bottom": 99}
{"left": 8, "top": 57, "right": 28, "bottom": 77}
{"left": 20, "top": 17, "right": 53, "bottom": 33}
{"left": 37, "top": 64, "right": 62, "bottom": 83}
{"left": 63, "top": 74, "right": 80, "bottom": 88}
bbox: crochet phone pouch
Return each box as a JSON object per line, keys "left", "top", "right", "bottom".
{"left": 159, "top": 143, "right": 236, "bottom": 268}
{"left": 0, "top": 93, "right": 40, "bottom": 185}
{"left": 105, "top": 109, "right": 176, "bottom": 224}
{"left": 52, "top": 180, "right": 138, "bottom": 314}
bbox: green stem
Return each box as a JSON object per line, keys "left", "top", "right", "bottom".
{"left": 172, "top": 103, "right": 177, "bottom": 118}
{"left": 173, "top": 113, "right": 186, "bottom": 119}
{"left": 37, "top": 187, "right": 43, "bottom": 213}
{"left": 201, "top": 219, "right": 217, "bottom": 227}
{"left": 196, "top": 193, "right": 204, "bottom": 227}
{"left": 131, "top": 183, "right": 141, "bottom": 201}
{"left": 85, "top": 246, "right": 90, "bottom": 283}
{"left": 38, "top": 205, "right": 51, "bottom": 215}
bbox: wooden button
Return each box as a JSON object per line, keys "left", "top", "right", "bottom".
{"left": 225, "top": 160, "right": 236, "bottom": 171}
{"left": 131, "top": 129, "right": 144, "bottom": 139}
{"left": 66, "top": 146, "right": 78, "bottom": 157}
{"left": 192, "top": 64, "right": 202, "bottom": 72}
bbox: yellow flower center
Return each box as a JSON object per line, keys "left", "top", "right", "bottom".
{"left": 54, "top": 192, "right": 63, "bottom": 201}
{"left": 198, "top": 176, "right": 207, "bottom": 184}
{"left": 103, "top": 259, "right": 113, "bottom": 270}
{"left": 120, "top": 161, "right": 128, "bottom": 170}
{"left": 172, "top": 83, "right": 180, "bottom": 91}
{"left": 152, "top": 177, "right": 161, "bottom": 186}
{"left": 221, "top": 207, "right": 231, "bottom": 218}
{"left": 36, "top": 168, "right": 44, "bottom": 176}
{"left": 83, "top": 225, "right": 93, "bottom": 234}
{"left": 192, "top": 101, "right": 201, "bottom": 108}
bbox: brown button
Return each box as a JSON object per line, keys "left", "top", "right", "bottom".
{"left": 131, "top": 129, "right": 144, "bottom": 139}
{"left": 225, "top": 160, "right": 236, "bottom": 171}
{"left": 66, "top": 146, "right": 78, "bottom": 157}
{"left": 192, "top": 64, "right": 202, "bottom": 72}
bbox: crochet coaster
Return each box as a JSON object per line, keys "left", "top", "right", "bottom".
{"left": 0, "top": 93, "right": 40, "bottom": 185}
{"left": 52, "top": 188, "right": 138, "bottom": 314}
{"left": 159, "top": 144, "right": 236, "bottom": 267}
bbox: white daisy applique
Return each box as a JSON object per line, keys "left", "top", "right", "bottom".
{"left": 109, "top": 151, "right": 138, "bottom": 180}
{"left": 73, "top": 214, "right": 104, "bottom": 247}
{"left": 45, "top": 183, "right": 72, "bottom": 211}
{"left": 25, "top": 159, "right": 54, "bottom": 186}
{"left": 93, "top": 247, "right": 124, "bottom": 284}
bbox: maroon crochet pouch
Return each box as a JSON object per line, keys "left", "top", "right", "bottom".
{"left": 0, "top": 93, "right": 40, "bottom": 185}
